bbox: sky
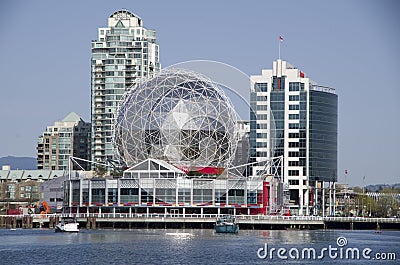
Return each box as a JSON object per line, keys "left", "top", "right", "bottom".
{"left": 0, "top": 0, "right": 399, "bottom": 186}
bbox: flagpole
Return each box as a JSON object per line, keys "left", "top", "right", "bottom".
{"left": 278, "top": 38, "right": 281, "bottom": 60}
{"left": 278, "top": 36, "right": 283, "bottom": 60}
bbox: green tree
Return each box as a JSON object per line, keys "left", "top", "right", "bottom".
{"left": 110, "top": 168, "right": 123, "bottom": 177}
{"left": 95, "top": 165, "right": 107, "bottom": 177}
{"left": 356, "top": 194, "right": 377, "bottom": 217}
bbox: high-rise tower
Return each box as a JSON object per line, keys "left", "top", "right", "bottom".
{"left": 91, "top": 9, "right": 160, "bottom": 165}
{"left": 37, "top": 112, "right": 91, "bottom": 170}
{"left": 250, "top": 59, "right": 337, "bottom": 215}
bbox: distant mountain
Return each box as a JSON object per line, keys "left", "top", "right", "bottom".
{"left": 0, "top": 156, "right": 36, "bottom": 170}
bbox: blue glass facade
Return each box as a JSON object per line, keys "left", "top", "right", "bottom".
{"left": 309, "top": 90, "right": 338, "bottom": 182}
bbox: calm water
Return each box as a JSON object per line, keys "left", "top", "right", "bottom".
{"left": 0, "top": 228, "right": 398, "bottom": 264}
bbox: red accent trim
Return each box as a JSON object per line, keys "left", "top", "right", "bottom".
{"left": 278, "top": 77, "right": 281, "bottom": 91}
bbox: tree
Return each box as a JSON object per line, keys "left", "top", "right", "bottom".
{"left": 110, "top": 168, "right": 123, "bottom": 177}
{"left": 95, "top": 165, "right": 107, "bottom": 177}
{"left": 356, "top": 194, "right": 377, "bottom": 217}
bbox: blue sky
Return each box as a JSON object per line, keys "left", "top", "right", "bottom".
{"left": 0, "top": 0, "right": 398, "bottom": 186}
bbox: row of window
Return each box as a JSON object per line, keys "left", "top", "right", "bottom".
{"left": 289, "top": 82, "right": 305, "bottom": 91}
{"left": 288, "top": 150, "right": 307, "bottom": 157}
{"left": 255, "top": 83, "right": 268, "bottom": 92}
{"left": 254, "top": 82, "right": 305, "bottom": 93}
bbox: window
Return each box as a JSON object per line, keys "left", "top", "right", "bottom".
{"left": 256, "top": 142, "right": 267, "bottom": 148}
{"left": 288, "top": 170, "right": 299, "bottom": 176}
{"left": 289, "top": 114, "right": 299, "bottom": 120}
{"left": 255, "top": 83, "right": 268, "bottom": 92}
{"left": 289, "top": 95, "right": 300, "bottom": 101}
{"left": 289, "top": 161, "right": 299, "bottom": 166}
{"left": 289, "top": 123, "right": 299, "bottom": 129}
{"left": 289, "top": 82, "right": 300, "bottom": 91}
{"left": 258, "top": 123, "right": 268, "bottom": 129}
{"left": 289, "top": 104, "right": 300, "bottom": 110}
{"left": 289, "top": 179, "right": 299, "bottom": 185}
{"left": 289, "top": 82, "right": 304, "bottom": 91}
{"left": 272, "top": 76, "right": 285, "bottom": 90}
{"left": 289, "top": 151, "right": 299, "bottom": 157}
{"left": 257, "top": 114, "right": 267, "bottom": 120}
{"left": 289, "top": 142, "right": 299, "bottom": 148}
{"left": 256, "top": 105, "right": 267, "bottom": 111}
{"left": 256, "top": 152, "right": 268, "bottom": 157}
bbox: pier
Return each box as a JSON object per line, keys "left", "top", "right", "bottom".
{"left": 1, "top": 214, "right": 399, "bottom": 230}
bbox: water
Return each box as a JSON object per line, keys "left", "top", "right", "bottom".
{"left": 0, "top": 229, "right": 398, "bottom": 264}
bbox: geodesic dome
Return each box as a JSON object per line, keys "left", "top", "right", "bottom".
{"left": 114, "top": 69, "right": 238, "bottom": 168}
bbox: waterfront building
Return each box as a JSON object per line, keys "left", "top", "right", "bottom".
{"left": 37, "top": 112, "right": 91, "bottom": 170}
{"left": 250, "top": 59, "right": 338, "bottom": 215}
{"left": 64, "top": 158, "right": 283, "bottom": 216}
{"left": 91, "top": 9, "right": 160, "bottom": 165}
{"left": 63, "top": 69, "right": 283, "bottom": 216}
{"left": 0, "top": 169, "right": 74, "bottom": 214}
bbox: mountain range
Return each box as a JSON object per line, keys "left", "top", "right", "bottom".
{"left": 0, "top": 156, "right": 37, "bottom": 170}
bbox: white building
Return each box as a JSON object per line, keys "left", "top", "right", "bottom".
{"left": 250, "top": 59, "right": 338, "bottom": 215}
{"left": 91, "top": 9, "right": 160, "bottom": 165}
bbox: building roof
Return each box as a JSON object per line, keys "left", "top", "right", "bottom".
{"left": 62, "top": 112, "right": 82, "bottom": 123}
{"left": 125, "top": 158, "right": 186, "bottom": 174}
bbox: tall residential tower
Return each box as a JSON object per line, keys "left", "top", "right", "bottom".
{"left": 250, "top": 59, "right": 338, "bottom": 215}
{"left": 37, "top": 112, "right": 91, "bottom": 170}
{"left": 91, "top": 9, "right": 160, "bottom": 165}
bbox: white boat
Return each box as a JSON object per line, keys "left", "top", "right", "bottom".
{"left": 214, "top": 215, "right": 239, "bottom": 234}
{"left": 55, "top": 218, "right": 79, "bottom": 233}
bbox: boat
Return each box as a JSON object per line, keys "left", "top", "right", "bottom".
{"left": 55, "top": 218, "right": 79, "bottom": 233}
{"left": 214, "top": 215, "right": 239, "bottom": 234}
{"left": 375, "top": 222, "right": 382, "bottom": 234}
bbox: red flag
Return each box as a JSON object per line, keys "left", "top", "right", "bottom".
{"left": 299, "top": 71, "right": 305, "bottom": 78}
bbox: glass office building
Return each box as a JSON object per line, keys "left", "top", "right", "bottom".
{"left": 91, "top": 9, "right": 160, "bottom": 165}
{"left": 250, "top": 59, "right": 338, "bottom": 215}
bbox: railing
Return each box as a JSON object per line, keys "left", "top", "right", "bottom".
{"left": 1, "top": 214, "right": 399, "bottom": 223}
{"left": 324, "top": 216, "right": 400, "bottom": 223}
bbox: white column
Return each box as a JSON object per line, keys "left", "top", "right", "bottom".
{"left": 305, "top": 187, "right": 309, "bottom": 216}
{"left": 314, "top": 181, "right": 318, "bottom": 216}
{"left": 329, "top": 181, "right": 332, "bottom": 216}
{"left": 322, "top": 182, "right": 325, "bottom": 217}
{"left": 333, "top": 182, "right": 336, "bottom": 216}
{"left": 299, "top": 192, "right": 303, "bottom": 216}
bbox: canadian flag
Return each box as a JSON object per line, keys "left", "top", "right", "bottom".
{"left": 279, "top": 36, "right": 284, "bottom": 42}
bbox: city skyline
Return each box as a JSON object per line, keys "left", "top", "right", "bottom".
{"left": 0, "top": 0, "right": 399, "bottom": 186}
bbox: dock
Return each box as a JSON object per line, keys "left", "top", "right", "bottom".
{"left": 1, "top": 214, "right": 399, "bottom": 230}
